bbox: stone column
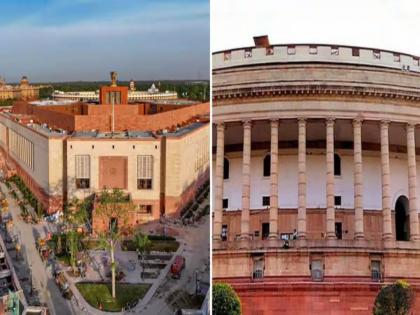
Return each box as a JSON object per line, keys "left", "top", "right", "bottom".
{"left": 381, "top": 121, "right": 393, "bottom": 240}
{"left": 269, "top": 119, "right": 279, "bottom": 239}
{"left": 213, "top": 123, "right": 225, "bottom": 241}
{"left": 353, "top": 119, "right": 364, "bottom": 239}
{"left": 326, "top": 118, "right": 336, "bottom": 239}
{"left": 241, "top": 120, "right": 252, "bottom": 239}
{"left": 407, "top": 123, "right": 420, "bottom": 241}
{"left": 297, "top": 118, "right": 307, "bottom": 239}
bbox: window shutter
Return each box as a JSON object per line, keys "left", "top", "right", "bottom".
{"left": 76, "top": 155, "right": 90, "bottom": 179}
{"left": 137, "top": 155, "right": 153, "bottom": 179}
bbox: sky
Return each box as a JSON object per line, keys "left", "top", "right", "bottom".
{"left": 0, "top": 0, "right": 209, "bottom": 82}
{"left": 212, "top": 0, "right": 420, "bottom": 55}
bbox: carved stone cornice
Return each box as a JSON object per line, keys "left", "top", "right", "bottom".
{"left": 213, "top": 84, "right": 420, "bottom": 104}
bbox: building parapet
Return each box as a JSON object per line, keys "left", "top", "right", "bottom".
{"left": 213, "top": 38, "right": 420, "bottom": 73}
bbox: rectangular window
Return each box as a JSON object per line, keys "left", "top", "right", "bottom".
{"left": 224, "top": 51, "right": 231, "bottom": 61}
{"left": 331, "top": 46, "right": 339, "bottom": 55}
{"left": 310, "top": 259, "right": 324, "bottom": 281}
{"left": 252, "top": 255, "right": 265, "bottom": 279}
{"left": 221, "top": 225, "right": 228, "bottom": 241}
{"left": 262, "top": 196, "right": 270, "bottom": 207}
{"left": 222, "top": 198, "right": 228, "bottom": 209}
{"left": 371, "top": 260, "right": 381, "bottom": 281}
{"left": 244, "top": 49, "right": 252, "bottom": 58}
{"left": 139, "top": 205, "right": 152, "bottom": 214}
{"left": 334, "top": 196, "right": 342, "bottom": 206}
{"left": 394, "top": 53, "right": 401, "bottom": 62}
{"left": 352, "top": 48, "right": 360, "bottom": 57}
{"left": 373, "top": 50, "right": 381, "bottom": 59}
{"left": 75, "top": 155, "right": 90, "bottom": 189}
{"left": 137, "top": 155, "right": 153, "bottom": 190}
{"left": 262, "top": 223, "right": 269, "bottom": 239}
{"left": 335, "top": 222, "right": 343, "bottom": 239}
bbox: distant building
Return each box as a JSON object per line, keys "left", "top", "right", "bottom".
{"left": 52, "top": 83, "right": 178, "bottom": 103}
{"left": 0, "top": 76, "right": 39, "bottom": 101}
{"left": 0, "top": 73, "right": 209, "bottom": 233}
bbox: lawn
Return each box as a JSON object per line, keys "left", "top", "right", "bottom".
{"left": 76, "top": 282, "right": 150, "bottom": 312}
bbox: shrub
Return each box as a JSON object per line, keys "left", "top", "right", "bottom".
{"left": 373, "top": 280, "right": 415, "bottom": 315}
{"left": 213, "top": 283, "right": 241, "bottom": 315}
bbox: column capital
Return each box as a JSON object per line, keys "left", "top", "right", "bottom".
{"left": 407, "top": 122, "right": 417, "bottom": 130}
{"left": 216, "top": 122, "right": 225, "bottom": 130}
{"left": 297, "top": 117, "right": 307, "bottom": 124}
{"left": 242, "top": 120, "right": 252, "bottom": 128}
{"left": 325, "top": 117, "right": 335, "bottom": 126}
{"left": 380, "top": 120, "right": 390, "bottom": 127}
{"left": 353, "top": 118, "right": 363, "bottom": 127}
{"left": 270, "top": 119, "right": 279, "bottom": 126}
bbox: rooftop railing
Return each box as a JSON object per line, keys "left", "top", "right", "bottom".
{"left": 213, "top": 44, "right": 420, "bottom": 73}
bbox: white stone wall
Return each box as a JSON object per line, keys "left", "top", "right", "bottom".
{"left": 212, "top": 149, "right": 416, "bottom": 212}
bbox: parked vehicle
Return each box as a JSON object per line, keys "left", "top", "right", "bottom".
{"left": 170, "top": 255, "right": 185, "bottom": 279}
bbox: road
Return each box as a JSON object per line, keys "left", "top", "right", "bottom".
{"left": 1, "top": 182, "right": 75, "bottom": 315}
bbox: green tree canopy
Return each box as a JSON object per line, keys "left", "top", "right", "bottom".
{"left": 212, "top": 283, "right": 241, "bottom": 315}
{"left": 373, "top": 280, "right": 415, "bottom": 315}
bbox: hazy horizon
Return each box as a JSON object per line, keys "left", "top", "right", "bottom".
{"left": 0, "top": 0, "right": 209, "bottom": 83}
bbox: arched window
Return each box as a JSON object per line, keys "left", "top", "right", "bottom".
{"left": 263, "top": 155, "right": 271, "bottom": 177}
{"left": 223, "top": 158, "right": 229, "bottom": 180}
{"left": 334, "top": 153, "right": 341, "bottom": 176}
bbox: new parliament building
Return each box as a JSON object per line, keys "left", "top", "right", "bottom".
{"left": 0, "top": 73, "right": 209, "bottom": 233}
{"left": 212, "top": 36, "right": 420, "bottom": 314}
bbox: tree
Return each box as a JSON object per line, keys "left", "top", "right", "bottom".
{"left": 95, "top": 188, "right": 135, "bottom": 299}
{"left": 66, "top": 230, "right": 80, "bottom": 273}
{"left": 212, "top": 283, "right": 241, "bottom": 315}
{"left": 373, "top": 280, "right": 415, "bottom": 315}
{"left": 134, "top": 233, "right": 151, "bottom": 279}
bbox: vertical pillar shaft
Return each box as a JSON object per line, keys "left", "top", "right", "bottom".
{"left": 407, "top": 123, "right": 420, "bottom": 240}
{"left": 381, "top": 121, "right": 393, "bottom": 240}
{"left": 326, "top": 118, "right": 336, "bottom": 239}
{"left": 297, "top": 118, "right": 307, "bottom": 239}
{"left": 353, "top": 119, "right": 364, "bottom": 239}
{"left": 269, "top": 120, "right": 279, "bottom": 238}
{"left": 213, "top": 123, "right": 224, "bottom": 240}
{"left": 241, "top": 121, "right": 252, "bottom": 239}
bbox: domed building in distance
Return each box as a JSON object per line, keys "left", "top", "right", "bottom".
{"left": 0, "top": 76, "right": 39, "bottom": 100}
{"left": 212, "top": 35, "right": 420, "bottom": 314}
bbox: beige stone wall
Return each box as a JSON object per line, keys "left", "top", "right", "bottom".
{"left": 0, "top": 115, "right": 56, "bottom": 193}
{"left": 66, "top": 139, "right": 162, "bottom": 203}
{"left": 48, "top": 139, "right": 64, "bottom": 196}
{"left": 165, "top": 124, "right": 210, "bottom": 198}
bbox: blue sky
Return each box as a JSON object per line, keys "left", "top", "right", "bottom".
{"left": 0, "top": 0, "right": 209, "bottom": 82}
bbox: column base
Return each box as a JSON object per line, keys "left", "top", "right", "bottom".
{"left": 326, "top": 232, "right": 336, "bottom": 240}
{"left": 296, "top": 238, "right": 307, "bottom": 248}
{"left": 382, "top": 236, "right": 394, "bottom": 248}
{"left": 410, "top": 235, "right": 420, "bottom": 242}
{"left": 238, "top": 237, "right": 250, "bottom": 249}
{"left": 268, "top": 233, "right": 278, "bottom": 240}
{"left": 354, "top": 233, "right": 365, "bottom": 240}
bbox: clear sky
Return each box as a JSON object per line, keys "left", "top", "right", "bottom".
{"left": 212, "top": 0, "right": 420, "bottom": 55}
{"left": 0, "top": 0, "right": 209, "bottom": 82}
